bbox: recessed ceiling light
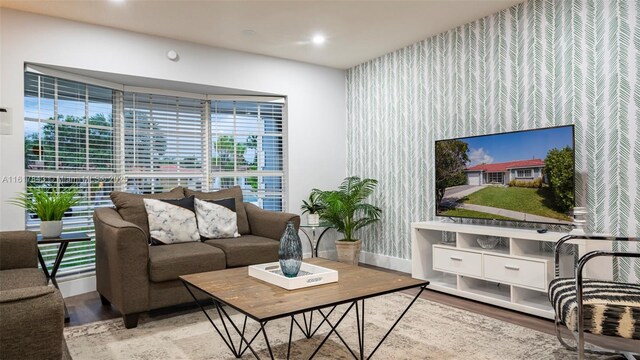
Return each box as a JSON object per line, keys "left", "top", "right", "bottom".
{"left": 312, "top": 34, "right": 326, "bottom": 45}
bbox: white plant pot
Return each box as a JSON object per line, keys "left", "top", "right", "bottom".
{"left": 307, "top": 214, "right": 320, "bottom": 226}
{"left": 41, "top": 221, "right": 63, "bottom": 238}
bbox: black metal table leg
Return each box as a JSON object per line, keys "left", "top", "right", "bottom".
{"left": 308, "top": 302, "right": 357, "bottom": 359}
{"left": 182, "top": 280, "right": 427, "bottom": 360}
{"left": 183, "top": 281, "right": 268, "bottom": 359}
{"left": 38, "top": 243, "right": 71, "bottom": 322}
{"left": 366, "top": 285, "right": 426, "bottom": 359}
{"left": 299, "top": 227, "right": 332, "bottom": 258}
{"left": 311, "top": 285, "right": 427, "bottom": 360}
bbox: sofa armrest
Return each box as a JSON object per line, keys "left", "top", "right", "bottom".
{"left": 0, "top": 231, "right": 38, "bottom": 270}
{"left": 0, "top": 286, "right": 64, "bottom": 359}
{"left": 93, "top": 207, "right": 150, "bottom": 315}
{"left": 244, "top": 203, "right": 301, "bottom": 241}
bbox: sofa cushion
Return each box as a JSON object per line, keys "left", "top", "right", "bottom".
{"left": 148, "top": 242, "right": 226, "bottom": 282}
{"left": 144, "top": 198, "right": 200, "bottom": 245}
{"left": 195, "top": 198, "right": 239, "bottom": 239}
{"left": 185, "top": 186, "right": 250, "bottom": 235}
{"left": 0, "top": 268, "right": 47, "bottom": 291}
{"left": 204, "top": 235, "right": 279, "bottom": 267}
{"left": 110, "top": 187, "right": 185, "bottom": 240}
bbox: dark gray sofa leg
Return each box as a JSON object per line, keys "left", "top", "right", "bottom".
{"left": 99, "top": 294, "right": 111, "bottom": 306}
{"left": 123, "top": 313, "right": 139, "bottom": 329}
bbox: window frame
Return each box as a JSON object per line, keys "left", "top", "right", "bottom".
{"left": 487, "top": 172, "right": 504, "bottom": 184}
{"left": 516, "top": 169, "right": 533, "bottom": 178}
{"left": 23, "top": 67, "right": 288, "bottom": 278}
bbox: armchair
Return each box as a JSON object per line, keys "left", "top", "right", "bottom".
{"left": 0, "top": 231, "right": 70, "bottom": 360}
{"left": 549, "top": 234, "right": 640, "bottom": 360}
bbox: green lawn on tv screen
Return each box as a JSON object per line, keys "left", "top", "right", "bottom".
{"left": 460, "top": 186, "right": 572, "bottom": 221}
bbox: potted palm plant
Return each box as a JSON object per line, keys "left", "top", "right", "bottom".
{"left": 312, "top": 176, "right": 381, "bottom": 265}
{"left": 10, "top": 187, "right": 80, "bottom": 238}
{"left": 300, "top": 192, "right": 324, "bottom": 226}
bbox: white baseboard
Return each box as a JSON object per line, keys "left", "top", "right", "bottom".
{"left": 58, "top": 275, "right": 96, "bottom": 298}
{"left": 359, "top": 251, "right": 411, "bottom": 274}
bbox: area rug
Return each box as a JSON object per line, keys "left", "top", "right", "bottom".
{"left": 64, "top": 293, "right": 605, "bottom": 359}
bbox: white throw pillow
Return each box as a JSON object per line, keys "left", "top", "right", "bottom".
{"left": 143, "top": 198, "right": 200, "bottom": 244}
{"left": 194, "top": 197, "right": 239, "bottom": 239}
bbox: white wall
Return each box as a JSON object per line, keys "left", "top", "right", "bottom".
{"left": 0, "top": 9, "right": 347, "bottom": 233}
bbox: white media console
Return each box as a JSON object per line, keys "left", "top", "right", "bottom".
{"left": 411, "top": 221, "right": 582, "bottom": 319}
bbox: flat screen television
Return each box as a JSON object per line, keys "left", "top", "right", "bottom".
{"left": 435, "top": 125, "right": 575, "bottom": 225}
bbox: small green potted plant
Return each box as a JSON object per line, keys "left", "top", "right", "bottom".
{"left": 10, "top": 187, "right": 80, "bottom": 238}
{"left": 300, "top": 192, "right": 324, "bottom": 226}
{"left": 312, "top": 176, "right": 381, "bottom": 265}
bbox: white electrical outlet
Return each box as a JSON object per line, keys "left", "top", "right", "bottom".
{"left": 0, "top": 107, "right": 12, "bottom": 135}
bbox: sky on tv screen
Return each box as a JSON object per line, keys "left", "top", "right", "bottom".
{"left": 461, "top": 126, "right": 573, "bottom": 167}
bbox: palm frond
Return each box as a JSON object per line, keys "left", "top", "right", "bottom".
{"left": 314, "top": 177, "right": 381, "bottom": 242}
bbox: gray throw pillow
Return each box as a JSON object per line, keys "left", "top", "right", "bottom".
{"left": 143, "top": 198, "right": 200, "bottom": 245}
{"left": 194, "top": 198, "right": 239, "bottom": 239}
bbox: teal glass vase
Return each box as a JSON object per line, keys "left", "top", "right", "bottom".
{"left": 279, "top": 221, "right": 302, "bottom": 278}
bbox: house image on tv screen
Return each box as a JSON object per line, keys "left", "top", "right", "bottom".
{"left": 464, "top": 159, "right": 544, "bottom": 186}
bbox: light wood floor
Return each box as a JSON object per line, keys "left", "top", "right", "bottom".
{"left": 63, "top": 263, "right": 639, "bottom": 357}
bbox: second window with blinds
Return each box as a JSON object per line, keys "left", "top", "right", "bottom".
{"left": 24, "top": 70, "right": 286, "bottom": 276}
{"left": 123, "top": 93, "right": 286, "bottom": 211}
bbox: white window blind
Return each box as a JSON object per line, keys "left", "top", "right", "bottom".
{"left": 123, "top": 92, "right": 207, "bottom": 193}
{"left": 23, "top": 70, "right": 288, "bottom": 279}
{"left": 23, "top": 72, "right": 118, "bottom": 276}
{"left": 210, "top": 99, "right": 285, "bottom": 211}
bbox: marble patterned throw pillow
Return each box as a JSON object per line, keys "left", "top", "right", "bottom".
{"left": 194, "top": 197, "right": 239, "bottom": 239}
{"left": 143, "top": 198, "right": 200, "bottom": 245}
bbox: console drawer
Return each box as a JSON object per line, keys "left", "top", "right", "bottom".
{"left": 483, "top": 255, "right": 548, "bottom": 290}
{"left": 433, "top": 246, "right": 482, "bottom": 277}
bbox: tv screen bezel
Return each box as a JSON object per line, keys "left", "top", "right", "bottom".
{"left": 434, "top": 124, "right": 576, "bottom": 226}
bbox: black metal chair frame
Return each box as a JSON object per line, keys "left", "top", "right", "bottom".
{"left": 553, "top": 234, "right": 640, "bottom": 360}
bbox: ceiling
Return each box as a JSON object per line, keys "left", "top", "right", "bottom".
{"left": 0, "top": 0, "right": 523, "bottom": 70}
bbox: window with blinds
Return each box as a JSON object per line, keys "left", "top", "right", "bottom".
{"left": 24, "top": 72, "right": 117, "bottom": 276}
{"left": 23, "top": 70, "right": 288, "bottom": 278}
{"left": 123, "top": 92, "right": 207, "bottom": 193}
{"left": 210, "top": 99, "right": 285, "bottom": 211}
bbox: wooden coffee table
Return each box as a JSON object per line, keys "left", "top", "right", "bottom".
{"left": 180, "top": 258, "right": 428, "bottom": 359}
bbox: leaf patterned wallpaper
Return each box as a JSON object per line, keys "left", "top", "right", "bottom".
{"left": 346, "top": 0, "right": 639, "bottom": 282}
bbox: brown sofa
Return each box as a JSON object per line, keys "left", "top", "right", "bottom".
{"left": 0, "top": 231, "right": 70, "bottom": 359}
{"left": 93, "top": 186, "right": 300, "bottom": 328}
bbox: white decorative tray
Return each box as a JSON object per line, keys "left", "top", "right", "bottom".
{"left": 248, "top": 262, "right": 338, "bottom": 290}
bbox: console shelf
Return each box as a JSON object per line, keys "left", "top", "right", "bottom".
{"left": 411, "top": 221, "right": 578, "bottom": 319}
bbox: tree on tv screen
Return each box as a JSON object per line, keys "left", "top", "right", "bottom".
{"left": 435, "top": 140, "right": 469, "bottom": 210}
{"left": 544, "top": 146, "right": 574, "bottom": 212}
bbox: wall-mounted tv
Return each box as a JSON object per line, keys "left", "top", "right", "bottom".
{"left": 435, "top": 125, "right": 575, "bottom": 225}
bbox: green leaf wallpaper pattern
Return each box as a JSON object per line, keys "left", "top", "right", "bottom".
{"left": 346, "top": 0, "right": 639, "bottom": 282}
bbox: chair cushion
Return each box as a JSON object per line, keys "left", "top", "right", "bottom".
{"left": 148, "top": 242, "right": 226, "bottom": 282}
{"left": 110, "top": 187, "right": 185, "bottom": 240}
{"left": 0, "top": 268, "right": 47, "bottom": 290}
{"left": 548, "top": 278, "right": 640, "bottom": 340}
{"left": 185, "top": 186, "right": 250, "bottom": 235}
{"left": 204, "top": 235, "right": 279, "bottom": 267}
